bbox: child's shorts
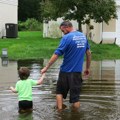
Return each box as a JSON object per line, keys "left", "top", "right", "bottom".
{"left": 18, "top": 100, "right": 33, "bottom": 113}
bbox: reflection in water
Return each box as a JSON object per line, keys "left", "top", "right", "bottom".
{"left": 1, "top": 57, "right": 8, "bottom": 66}
{"left": 17, "top": 112, "right": 33, "bottom": 120}
{"left": 0, "top": 59, "right": 18, "bottom": 90}
{"left": 0, "top": 59, "right": 120, "bottom": 119}
{"left": 17, "top": 59, "right": 44, "bottom": 80}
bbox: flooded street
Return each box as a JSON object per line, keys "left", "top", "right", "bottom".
{"left": 0, "top": 59, "right": 120, "bottom": 120}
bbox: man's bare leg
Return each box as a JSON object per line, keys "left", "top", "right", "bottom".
{"left": 56, "top": 94, "right": 63, "bottom": 110}
{"left": 72, "top": 101, "right": 80, "bottom": 109}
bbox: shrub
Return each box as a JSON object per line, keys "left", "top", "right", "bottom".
{"left": 18, "top": 18, "right": 43, "bottom": 31}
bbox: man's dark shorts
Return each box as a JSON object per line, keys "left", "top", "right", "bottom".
{"left": 56, "top": 72, "right": 83, "bottom": 103}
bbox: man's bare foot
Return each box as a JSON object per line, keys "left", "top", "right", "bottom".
{"left": 54, "top": 104, "right": 67, "bottom": 112}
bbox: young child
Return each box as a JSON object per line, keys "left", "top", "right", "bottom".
{"left": 10, "top": 67, "right": 45, "bottom": 113}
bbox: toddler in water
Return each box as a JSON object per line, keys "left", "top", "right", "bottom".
{"left": 10, "top": 67, "right": 45, "bottom": 113}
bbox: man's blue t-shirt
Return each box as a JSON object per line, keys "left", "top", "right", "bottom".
{"left": 54, "top": 31, "right": 90, "bottom": 72}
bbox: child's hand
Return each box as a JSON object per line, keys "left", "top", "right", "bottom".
{"left": 41, "top": 73, "right": 46, "bottom": 79}
{"left": 37, "top": 73, "right": 46, "bottom": 85}
{"left": 42, "top": 73, "right": 46, "bottom": 77}
{"left": 10, "top": 86, "right": 14, "bottom": 90}
{"left": 10, "top": 86, "right": 17, "bottom": 93}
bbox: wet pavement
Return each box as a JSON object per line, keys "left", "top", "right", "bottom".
{"left": 0, "top": 59, "right": 120, "bottom": 120}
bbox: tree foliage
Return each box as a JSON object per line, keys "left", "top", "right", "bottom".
{"left": 18, "top": 0, "right": 42, "bottom": 21}
{"left": 41, "top": 0, "right": 117, "bottom": 31}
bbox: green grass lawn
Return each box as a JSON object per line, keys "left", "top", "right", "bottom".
{"left": 0, "top": 31, "right": 120, "bottom": 60}
{"left": 89, "top": 40, "right": 120, "bottom": 60}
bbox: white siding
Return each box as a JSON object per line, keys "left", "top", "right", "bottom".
{"left": 116, "top": 6, "right": 120, "bottom": 45}
{"left": 102, "top": 32, "right": 116, "bottom": 40}
{"left": 116, "top": 0, "right": 120, "bottom": 6}
{"left": 0, "top": 0, "right": 18, "bottom": 6}
{"left": 0, "top": 0, "right": 18, "bottom": 38}
{"left": 43, "top": 18, "right": 78, "bottom": 38}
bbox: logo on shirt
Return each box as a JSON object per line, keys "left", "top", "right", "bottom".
{"left": 73, "top": 35, "right": 86, "bottom": 48}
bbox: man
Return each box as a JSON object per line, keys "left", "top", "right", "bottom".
{"left": 41, "top": 21, "right": 91, "bottom": 110}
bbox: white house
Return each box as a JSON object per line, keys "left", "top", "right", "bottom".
{"left": 43, "top": 18, "right": 79, "bottom": 38}
{"left": 88, "top": 0, "right": 120, "bottom": 46}
{"left": 77, "top": 0, "right": 120, "bottom": 46}
{"left": 0, "top": 0, "right": 18, "bottom": 38}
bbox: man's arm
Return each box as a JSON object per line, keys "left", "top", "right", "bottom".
{"left": 41, "top": 54, "right": 59, "bottom": 74}
{"left": 84, "top": 49, "right": 91, "bottom": 76}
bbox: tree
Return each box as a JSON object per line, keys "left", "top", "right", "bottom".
{"left": 18, "top": 0, "right": 42, "bottom": 21}
{"left": 41, "top": 0, "right": 117, "bottom": 31}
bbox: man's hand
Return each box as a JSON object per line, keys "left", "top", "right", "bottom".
{"left": 83, "top": 69, "right": 90, "bottom": 80}
{"left": 41, "top": 67, "right": 48, "bottom": 74}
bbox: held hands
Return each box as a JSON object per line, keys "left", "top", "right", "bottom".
{"left": 41, "top": 72, "right": 46, "bottom": 78}
{"left": 37, "top": 72, "right": 46, "bottom": 85}
{"left": 41, "top": 67, "right": 48, "bottom": 74}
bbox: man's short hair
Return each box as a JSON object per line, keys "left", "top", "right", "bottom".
{"left": 60, "top": 21, "right": 73, "bottom": 27}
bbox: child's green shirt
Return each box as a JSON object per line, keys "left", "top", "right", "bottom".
{"left": 15, "top": 79, "right": 37, "bottom": 101}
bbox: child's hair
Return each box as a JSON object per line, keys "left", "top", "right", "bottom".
{"left": 18, "top": 67, "right": 30, "bottom": 80}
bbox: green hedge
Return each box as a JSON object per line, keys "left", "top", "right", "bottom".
{"left": 18, "top": 18, "right": 43, "bottom": 31}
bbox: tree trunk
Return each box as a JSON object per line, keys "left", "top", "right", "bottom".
{"left": 78, "top": 20, "right": 82, "bottom": 32}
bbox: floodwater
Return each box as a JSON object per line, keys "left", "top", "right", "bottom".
{"left": 0, "top": 58, "right": 120, "bottom": 120}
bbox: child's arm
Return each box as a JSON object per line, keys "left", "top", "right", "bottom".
{"left": 10, "top": 86, "right": 18, "bottom": 93}
{"left": 37, "top": 73, "right": 45, "bottom": 85}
